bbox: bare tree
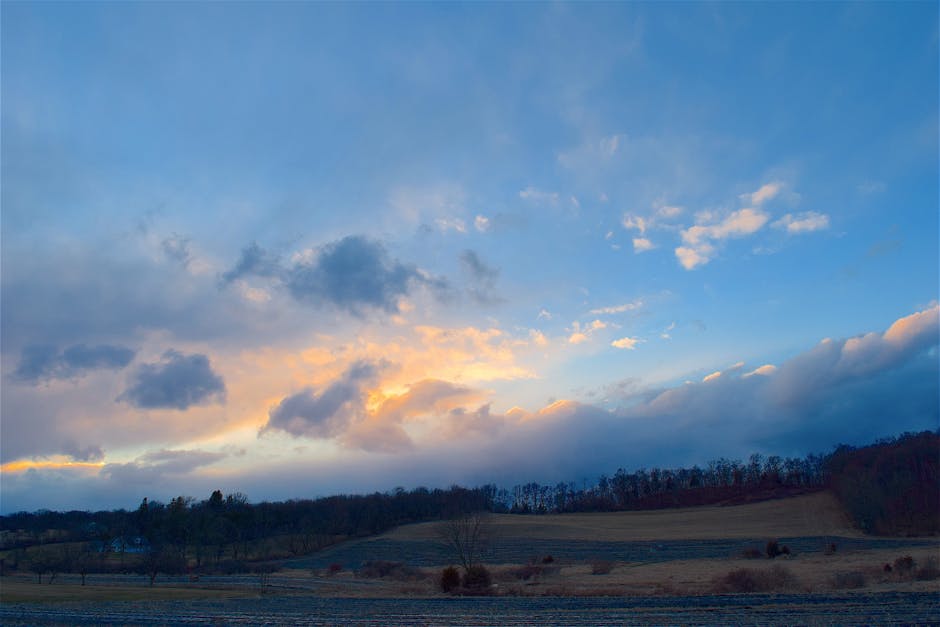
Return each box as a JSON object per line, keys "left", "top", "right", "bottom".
{"left": 435, "top": 512, "right": 494, "bottom": 573}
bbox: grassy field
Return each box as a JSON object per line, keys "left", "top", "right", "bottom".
{"left": 3, "top": 491, "right": 937, "bottom": 609}
{"left": 385, "top": 491, "right": 860, "bottom": 542}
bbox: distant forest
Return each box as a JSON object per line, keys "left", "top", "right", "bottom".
{"left": 2, "top": 431, "right": 937, "bottom": 576}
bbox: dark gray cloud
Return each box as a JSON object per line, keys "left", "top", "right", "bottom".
{"left": 220, "top": 236, "right": 447, "bottom": 314}
{"left": 285, "top": 236, "right": 421, "bottom": 313}
{"left": 118, "top": 350, "right": 226, "bottom": 410}
{"left": 0, "top": 244, "right": 276, "bottom": 356}
{"left": 460, "top": 249, "right": 502, "bottom": 305}
{"left": 220, "top": 242, "right": 283, "bottom": 284}
{"left": 260, "top": 361, "right": 379, "bottom": 439}
{"left": 61, "top": 440, "right": 105, "bottom": 462}
{"left": 12, "top": 343, "right": 136, "bottom": 384}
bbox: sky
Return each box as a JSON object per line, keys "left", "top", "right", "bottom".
{"left": 1, "top": 2, "right": 938, "bottom": 513}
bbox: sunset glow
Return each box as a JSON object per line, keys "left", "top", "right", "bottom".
{"left": 2, "top": 2, "right": 937, "bottom": 513}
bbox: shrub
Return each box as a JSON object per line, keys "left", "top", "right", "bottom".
{"left": 440, "top": 566, "right": 460, "bottom": 593}
{"left": 541, "top": 555, "right": 555, "bottom": 564}
{"left": 327, "top": 563, "right": 343, "bottom": 576}
{"left": 591, "top": 559, "right": 614, "bottom": 575}
{"left": 462, "top": 565, "right": 492, "bottom": 590}
{"left": 715, "top": 565, "right": 798, "bottom": 593}
{"left": 893, "top": 555, "right": 915, "bottom": 579}
{"left": 832, "top": 571, "right": 867, "bottom": 589}
{"left": 765, "top": 540, "right": 781, "bottom": 559}
{"left": 780, "top": 545, "right": 791, "bottom": 557}
{"left": 824, "top": 542, "right": 838, "bottom": 555}
{"left": 740, "top": 547, "right": 763, "bottom": 559}
{"left": 915, "top": 556, "right": 940, "bottom": 581}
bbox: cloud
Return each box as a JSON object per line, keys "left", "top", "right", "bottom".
{"left": 118, "top": 350, "right": 226, "bottom": 410}
{"left": 12, "top": 344, "right": 136, "bottom": 384}
{"left": 744, "top": 364, "right": 777, "bottom": 377}
{"left": 675, "top": 244, "right": 714, "bottom": 270}
{"left": 261, "top": 360, "right": 380, "bottom": 440}
{"left": 622, "top": 214, "right": 649, "bottom": 234}
{"left": 568, "top": 319, "right": 608, "bottom": 344}
{"left": 742, "top": 182, "right": 783, "bottom": 206}
{"left": 460, "top": 249, "right": 502, "bottom": 305}
{"left": 101, "top": 448, "right": 226, "bottom": 486}
{"left": 220, "top": 242, "right": 282, "bottom": 284}
{"left": 632, "top": 237, "right": 655, "bottom": 253}
{"left": 589, "top": 300, "right": 643, "bottom": 316}
{"left": 656, "top": 205, "right": 683, "bottom": 218}
{"left": 519, "top": 186, "right": 560, "bottom": 205}
{"left": 434, "top": 217, "right": 467, "bottom": 234}
{"left": 675, "top": 208, "right": 769, "bottom": 269}
{"left": 221, "top": 236, "right": 444, "bottom": 315}
{"left": 261, "top": 364, "right": 491, "bottom": 453}
{"left": 772, "top": 212, "right": 830, "bottom": 234}
{"left": 61, "top": 440, "right": 105, "bottom": 462}
{"left": 161, "top": 233, "right": 193, "bottom": 267}
{"left": 557, "top": 134, "right": 625, "bottom": 170}
{"left": 611, "top": 336, "right": 641, "bottom": 350}
{"left": 474, "top": 215, "right": 491, "bottom": 232}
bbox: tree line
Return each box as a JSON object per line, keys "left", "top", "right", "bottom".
{"left": 2, "top": 430, "right": 936, "bottom": 573}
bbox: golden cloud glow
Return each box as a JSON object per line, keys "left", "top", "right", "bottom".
{"left": 1, "top": 459, "right": 105, "bottom": 474}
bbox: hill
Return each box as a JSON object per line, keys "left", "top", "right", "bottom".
{"left": 384, "top": 491, "right": 860, "bottom": 543}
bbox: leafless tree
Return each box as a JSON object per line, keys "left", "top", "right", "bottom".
{"left": 435, "top": 512, "right": 495, "bottom": 573}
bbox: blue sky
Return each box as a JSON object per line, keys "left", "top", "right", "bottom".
{"left": 2, "top": 2, "right": 937, "bottom": 512}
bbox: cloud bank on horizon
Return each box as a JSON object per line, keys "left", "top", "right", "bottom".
{"left": 1, "top": 2, "right": 937, "bottom": 511}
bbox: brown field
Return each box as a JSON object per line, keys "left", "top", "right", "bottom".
{"left": 2, "top": 492, "right": 937, "bottom": 606}
{"left": 385, "top": 491, "right": 860, "bottom": 542}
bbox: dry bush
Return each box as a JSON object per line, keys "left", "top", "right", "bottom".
{"left": 831, "top": 571, "right": 867, "bottom": 589}
{"left": 765, "top": 539, "right": 782, "bottom": 559}
{"left": 462, "top": 564, "right": 493, "bottom": 590}
{"left": 915, "top": 556, "right": 940, "bottom": 581}
{"left": 893, "top": 555, "right": 916, "bottom": 580}
{"left": 440, "top": 566, "right": 460, "bottom": 593}
{"left": 505, "top": 564, "right": 543, "bottom": 581}
{"left": 591, "top": 559, "right": 614, "bottom": 575}
{"left": 714, "top": 565, "right": 799, "bottom": 593}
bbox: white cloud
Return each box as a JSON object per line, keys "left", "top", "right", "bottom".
{"left": 529, "top": 329, "right": 548, "bottom": 347}
{"left": 742, "top": 182, "right": 783, "bottom": 206}
{"left": 622, "top": 214, "right": 648, "bottom": 234}
{"left": 519, "top": 186, "right": 560, "bottom": 205}
{"left": 537, "top": 308, "right": 553, "bottom": 321}
{"left": 611, "top": 336, "right": 641, "bottom": 350}
{"left": 675, "top": 244, "right": 714, "bottom": 270}
{"left": 474, "top": 215, "right": 491, "bottom": 232}
{"left": 590, "top": 300, "right": 643, "bottom": 316}
{"left": 773, "top": 212, "right": 830, "bottom": 234}
{"left": 656, "top": 205, "right": 683, "bottom": 218}
{"left": 744, "top": 364, "right": 777, "bottom": 377}
{"left": 567, "top": 319, "right": 608, "bottom": 344}
{"left": 632, "top": 237, "right": 655, "bottom": 253}
{"left": 435, "top": 217, "right": 467, "bottom": 233}
{"left": 675, "top": 208, "right": 769, "bottom": 269}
